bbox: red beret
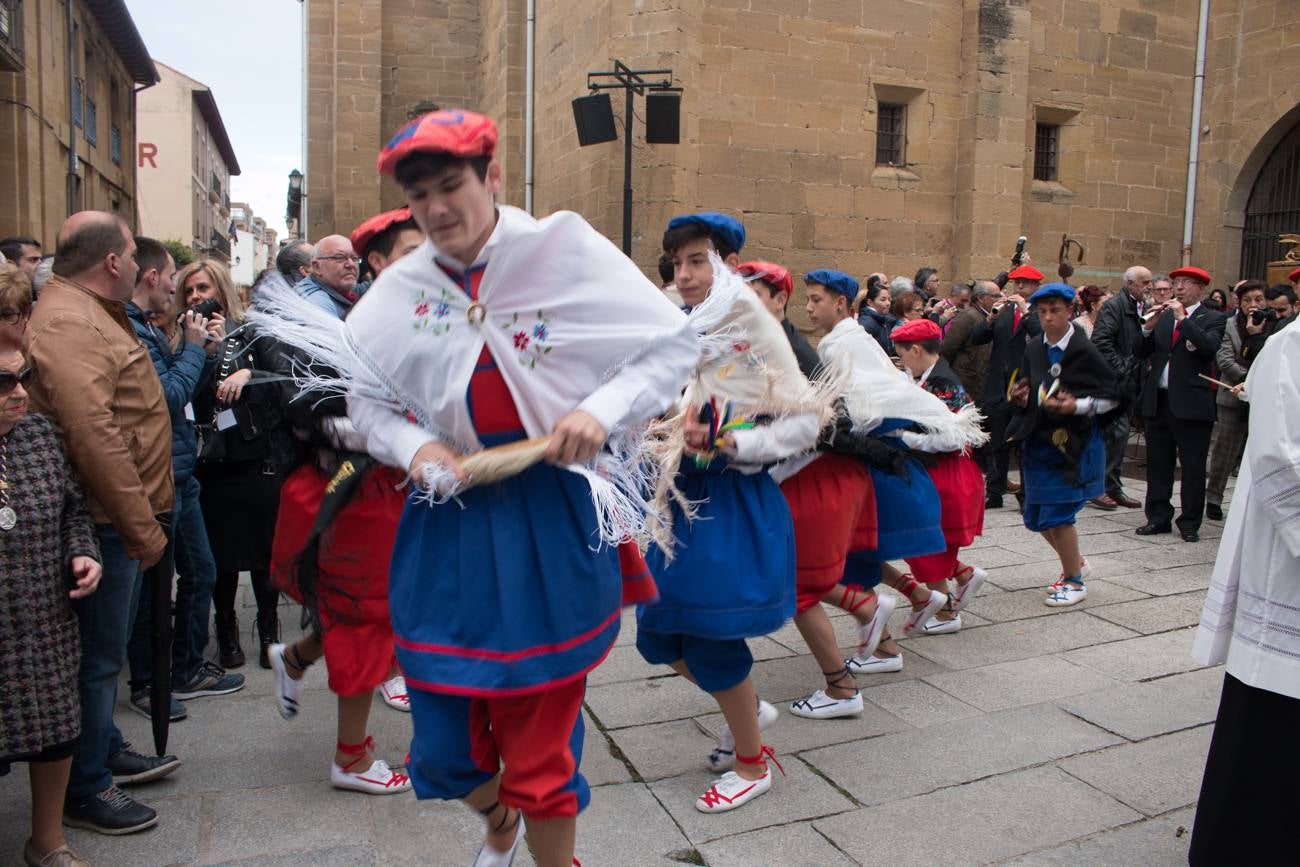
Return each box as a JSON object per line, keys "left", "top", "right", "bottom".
{"left": 377, "top": 109, "right": 498, "bottom": 176}
{"left": 891, "top": 318, "right": 943, "bottom": 343}
{"left": 1169, "top": 266, "right": 1211, "bottom": 284}
{"left": 1290, "top": 267, "right": 1300, "bottom": 284}
{"left": 1007, "top": 265, "right": 1044, "bottom": 282}
{"left": 350, "top": 207, "right": 414, "bottom": 256}
{"left": 737, "top": 260, "right": 794, "bottom": 296}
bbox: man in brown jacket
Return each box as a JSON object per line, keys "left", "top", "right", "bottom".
{"left": 26, "top": 211, "right": 178, "bottom": 835}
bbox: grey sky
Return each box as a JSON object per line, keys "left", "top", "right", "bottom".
{"left": 125, "top": 0, "right": 303, "bottom": 238}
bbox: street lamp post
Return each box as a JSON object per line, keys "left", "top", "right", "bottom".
{"left": 574, "top": 61, "right": 681, "bottom": 255}
{"left": 286, "top": 169, "right": 304, "bottom": 239}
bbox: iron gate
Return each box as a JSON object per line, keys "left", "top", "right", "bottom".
{"left": 1240, "top": 120, "right": 1300, "bottom": 280}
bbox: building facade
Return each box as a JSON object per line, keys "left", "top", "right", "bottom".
{"left": 305, "top": 0, "right": 1300, "bottom": 296}
{"left": 230, "top": 201, "right": 276, "bottom": 287}
{"left": 137, "top": 61, "right": 240, "bottom": 261}
{"left": 0, "top": 0, "right": 158, "bottom": 246}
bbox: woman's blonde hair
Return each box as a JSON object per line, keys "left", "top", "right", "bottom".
{"left": 168, "top": 259, "right": 245, "bottom": 349}
{"left": 0, "top": 261, "right": 33, "bottom": 314}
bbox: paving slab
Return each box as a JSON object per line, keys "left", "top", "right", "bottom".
{"left": 999, "top": 532, "right": 1156, "bottom": 559}
{"left": 369, "top": 785, "right": 537, "bottom": 867}
{"left": 647, "top": 756, "right": 856, "bottom": 844}
{"left": 814, "top": 766, "right": 1141, "bottom": 867}
{"left": 574, "top": 782, "right": 693, "bottom": 865}
{"left": 964, "top": 580, "right": 1149, "bottom": 623}
{"left": 859, "top": 678, "right": 983, "bottom": 727}
{"left": 903, "top": 611, "right": 1138, "bottom": 670}
{"left": 17, "top": 793, "right": 205, "bottom": 867}
{"left": 213, "top": 845, "right": 381, "bottom": 866}
{"left": 204, "top": 782, "right": 372, "bottom": 863}
{"left": 801, "top": 704, "right": 1122, "bottom": 807}
{"left": 585, "top": 674, "right": 722, "bottom": 729}
{"left": 582, "top": 709, "right": 635, "bottom": 786}
{"left": 1002, "top": 806, "right": 1195, "bottom": 866}
{"left": 1060, "top": 627, "right": 1205, "bottom": 682}
{"left": 697, "top": 821, "right": 858, "bottom": 866}
{"left": 1059, "top": 725, "right": 1213, "bottom": 817}
{"left": 1088, "top": 590, "right": 1208, "bottom": 634}
{"left": 985, "top": 555, "right": 1132, "bottom": 591}
{"left": 1058, "top": 667, "right": 1223, "bottom": 741}
{"left": 924, "top": 655, "right": 1121, "bottom": 712}
{"left": 1105, "top": 564, "right": 1215, "bottom": 597}
{"left": 695, "top": 697, "right": 911, "bottom": 756}
{"left": 605, "top": 718, "right": 718, "bottom": 782}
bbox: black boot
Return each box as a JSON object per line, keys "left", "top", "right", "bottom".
{"left": 215, "top": 611, "right": 245, "bottom": 669}
{"left": 257, "top": 612, "right": 280, "bottom": 670}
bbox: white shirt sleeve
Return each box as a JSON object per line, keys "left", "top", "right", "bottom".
{"left": 1073, "top": 396, "right": 1120, "bottom": 416}
{"left": 725, "top": 412, "right": 820, "bottom": 466}
{"left": 577, "top": 323, "right": 699, "bottom": 434}
{"left": 347, "top": 394, "right": 436, "bottom": 473}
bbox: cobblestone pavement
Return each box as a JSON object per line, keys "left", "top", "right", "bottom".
{"left": 1, "top": 474, "right": 1224, "bottom": 865}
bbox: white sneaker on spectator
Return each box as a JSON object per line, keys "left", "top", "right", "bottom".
{"left": 379, "top": 675, "right": 410, "bottom": 712}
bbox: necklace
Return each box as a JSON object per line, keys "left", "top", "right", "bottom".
{"left": 0, "top": 432, "right": 15, "bottom": 531}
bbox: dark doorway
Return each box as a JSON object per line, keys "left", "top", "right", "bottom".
{"left": 1240, "top": 120, "right": 1300, "bottom": 280}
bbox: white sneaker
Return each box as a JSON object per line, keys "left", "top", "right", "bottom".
{"left": 856, "top": 593, "right": 896, "bottom": 660}
{"left": 1045, "top": 579, "right": 1087, "bottom": 607}
{"left": 950, "top": 566, "right": 988, "bottom": 613}
{"left": 845, "top": 652, "right": 903, "bottom": 674}
{"left": 707, "top": 699, "right": 778, "bottom": 772}
{"left": 472, "top": 815, "right": 525, "bottom": 867}
{"left": 267, "top": 643, "right": 302, "bottom": 720}
{"left": 921, "top": 614, "right": 962, "bottom": 635}
{"left": 379, "top": 676, "right": 410, "bottom": 712}
{"left": 330, "top": 757, "right": 412, "bottom": 795}
{"left": 904, "top": 590, "right": 948, "bottom": 636}
{"left": 695, "top": 767, "right": 773, "bottom": 813}
{"left": 789, "top": 688, "right": 863, "bottom": 720}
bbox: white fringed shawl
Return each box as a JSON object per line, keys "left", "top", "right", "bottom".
{"left": 817, "top": 317, "right": 987, "bottom": 453}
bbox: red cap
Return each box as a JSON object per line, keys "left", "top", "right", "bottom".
{"left": 350, "top": 207, "right": 414, "bottom": 256}
{"left": 1169, "top": 266, "right": 1211, "bottom": 285}
{"left": 1007, "top": 265, "right": 1044, "bottom": 282}
{"left": 737, "top": 260, "right": 794, "bottom": 296}
{"left": 890, "top": 318, "right": 943, "bottom": 343}
{"left": 1287, "top": 267, "right": 1300, "bottom": 283}
{"left": 377, "top": 109, "right": 498, "bottom": 176}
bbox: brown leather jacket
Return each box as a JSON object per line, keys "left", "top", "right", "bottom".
{"left": 25, "top": 276, "right": 173, "bottom": 562}
{"left": 939, "top": 305, "right": 992, "bottom": 401}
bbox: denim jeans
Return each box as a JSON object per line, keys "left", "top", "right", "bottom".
{"left": 68, "top": 524, "right": 143, "bottom": 799}
{"left": 1103, "top": 413, "right": 1131, "bottom": 497}
{"left": 128, "top": 475, "right": 217, "bottom": 689}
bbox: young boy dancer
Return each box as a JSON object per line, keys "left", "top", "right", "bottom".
{"left": 889, "top": 318, "right": 989, "bottom": 633}
{"left": 344, "top": 111, "right": 696, "bottom": 867}
{"left": 1007, "top": 283, "right": 1121, "bottom": 606}
{"left": 639, "top": 213, "right": 821, "bottom": 810}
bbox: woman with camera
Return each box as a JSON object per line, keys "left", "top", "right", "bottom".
{"left": 175, "top": 260, "right": 297, "bottom": 669}
{"left": 1206, "top": 280, "right": 1271, "bottom": 521}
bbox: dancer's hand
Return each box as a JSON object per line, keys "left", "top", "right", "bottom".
{"left": 1010, "top": 379, "right": 1030, "bottom": 407}
{"left": 681, "top": 407, "right": 710, "bottom": 454}
{"left": 408, "top": 440, "right": 466, "bottom": 488}
{"left": 546, "top": 410, "right": 607, "bottom": 466}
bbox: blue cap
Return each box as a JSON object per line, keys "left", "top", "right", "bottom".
{"left": 665, "top": 211, "right": 746, "bottom": 255}
{"left": 805, "top": 269, "right": 860, "bottom": 302}
{"left": 1029, "top": 282, "right": 1076, "bottom": 304}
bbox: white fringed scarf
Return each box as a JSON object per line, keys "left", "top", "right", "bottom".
{"left": 817, "top": 317, "right": 988, "bottom": 453}
{"left": 247, "top": 205, "right": 695, "bottom": 546}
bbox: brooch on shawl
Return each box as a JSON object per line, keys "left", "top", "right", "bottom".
{"left": 412, "top": 288, "right": 455, "bottom": 336}
{"left": 500, "top": 310, "right": 554, "bottom": 369}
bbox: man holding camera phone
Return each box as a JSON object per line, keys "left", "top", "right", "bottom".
{"left": 1135, "top": 266, "right": 1228, "bottom": 542}
{"left": 1205, "top": 280, "right": 1274, "bottom": 520}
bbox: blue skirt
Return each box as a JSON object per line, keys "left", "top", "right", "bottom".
{"left": 640, "top": 459, "right": 795, "bottom": 641}
{"left": 388, "top": 462, "right": 622, "bottom": 697}
{"left": 868, "top": 457, "right": 945, "bottom": 562}
{"left": 1020, "top": 424, "right": 1105, "bottom": 506}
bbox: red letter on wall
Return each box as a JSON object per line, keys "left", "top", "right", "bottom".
{"left": 139, "top": 143, "right": 158, "bottom": 168}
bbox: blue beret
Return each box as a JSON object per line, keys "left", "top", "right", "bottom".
{"left": 666, "top": 212, "right": 746, "bottom": 254}
{"left": 1029, "top": 282, "right": 1076, "bottom": 304}
{"left": 805, "top": 269, "right": 860, "bottom": 301}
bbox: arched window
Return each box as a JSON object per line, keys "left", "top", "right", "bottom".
{"left": 1240, "top": 121, "right": 1300, "bottom": 279}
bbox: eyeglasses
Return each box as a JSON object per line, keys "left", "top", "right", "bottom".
{"left": 0, "top": 309, "right": 27, "bottom": 325}
{"left": 315, "top": 254, "right": 361, "bottom": 266}
{"left": 0, "top": 366, "right": 33, "bottom": 396}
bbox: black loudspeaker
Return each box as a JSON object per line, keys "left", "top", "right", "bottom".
{"left": 645, "top": 92, "right": 681, "bottom": 144}
{"left": 572, "top": 93, "right": 617, "bottom": 145}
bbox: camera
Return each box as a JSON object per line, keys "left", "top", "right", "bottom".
{"left": 1250, "top": 308, "right": 1277, "bottom": 325}
{"left": 180, "top": 297, "right": 222, "bottom": 321}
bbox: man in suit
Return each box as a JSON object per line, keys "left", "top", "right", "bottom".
{"left": 972, "top": 265, "right": 1044, "bottom": 508}
{"left": 1134, "top": 266, "right": 1227, "bottom": 542}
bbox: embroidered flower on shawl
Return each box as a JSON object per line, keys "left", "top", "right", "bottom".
{"left": 412, "top": 288, "right": 454, "bottom": 336}
{"left": 500, "top": 310, "right": 554, "bottom": 369}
